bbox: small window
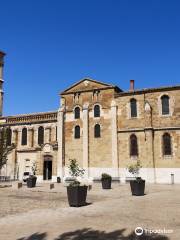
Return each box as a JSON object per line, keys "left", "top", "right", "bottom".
{"left": 6, "top": 128, "right": 12, "bottom": 146}
{"left": 94, "top": 124, "right": 101, "bottom": 138}
{"left": 94, "top": 105, "right": 100, "bottom": 117}
{"left": 74, "top": 107, "right": 80, "bottom": 119}
{"left": 74, "top": 125, "right": 80, "bottom": 139}
{"left": 21, "top": 128, "right": 27, "bottom": 146}
{"left": 130, "top": 98, "right": 137, "bottom": 118}
{"left": 38, "top": 126, "right": 44, "bottom": 145}
{"left": 161, "top": 95, "right": 170, "bottom": 115}
{"left": 163, "top": 133, "right": 172, "bottom": 156}
{"left": 130, "top": 134, "right": 138, "bottom": 157}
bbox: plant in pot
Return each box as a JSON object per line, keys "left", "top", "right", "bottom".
{"left": 27, "top": 162, "right": 37, "bottom": 188}
{"left": 101, "top": 173, "right": 112, "bottom": 189}
{"left": 127, "top": 161, "right": 145, "bottom": 196}
{"left": 66, "top": 159, "right": 89, "bottom": 207}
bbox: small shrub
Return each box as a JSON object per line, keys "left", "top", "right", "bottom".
{"left": 101, "top": 173, "right": 112, "bottom": 180}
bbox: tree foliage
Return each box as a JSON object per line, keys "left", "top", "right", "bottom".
{"left": 127, "top": 160, "right": 142, "bottom": 178}
{"left": 68, "top": 159, "right": 85, "bottom": 177}
{"left": 0, "top": 127, "right": 15, "bottom": 170}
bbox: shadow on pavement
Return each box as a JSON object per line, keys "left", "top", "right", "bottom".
{"left": 17, "top": 232, "right": 47, "bottom": 240}
{"left": 17, "top": 228, "right": 169, "bottom": 240}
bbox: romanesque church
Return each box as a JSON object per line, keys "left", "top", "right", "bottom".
{"left": 0, "top": 51, "right": 180, "bottom": 183}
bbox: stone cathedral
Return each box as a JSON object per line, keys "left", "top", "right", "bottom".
{"left": 0, "top": 51, "right": 180, "bottom": 183}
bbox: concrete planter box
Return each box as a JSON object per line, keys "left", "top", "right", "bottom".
{"left": 130, "top": 179, "right": 145, "bottom": 196}
{"left": 27, "top": 176, "right": 37, "bottom": 188}
{"left": 101, "top": 178, "right": 112, "bottom": 189}
{"left": 67, "top": 186, "right": 88, "bottom": 207}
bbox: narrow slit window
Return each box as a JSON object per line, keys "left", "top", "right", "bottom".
{"left": 94, "top": 105, "right": 100, "bottom": 117}
{"left": 74, "top": 107, "right": 80, "bottom": 119}
{"left": 74, "top": 125, "right": 80, "bottom": 139}
{"left": 21, "top": 128, "right": 27, "bottom": 146}
{"left": 94, "top": 124, "right": 101, "bottom": 138}
{"left": 161, "top": 95, "right": 170, "bottom": 115}
{"left": 38, "top": 126, "right": 44, "bottom": 145}
{"left": 6, "top": 128, "right": 12, "bottom": 146}
{"left": 130, "top": 98, "right": 137, "bottom": 118}
{"left": 163, "top": 133, "right": 172, "bottom": 156}
{"left": 130, "top": 134, "right": 138, "bottom": 156}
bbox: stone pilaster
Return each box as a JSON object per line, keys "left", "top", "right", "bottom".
{"left": 45, "top": 126, "right": 51, "bottom": 143}
{"left": 51, "top": 125, "right": 57, "bottom": 142}
{"left": 28, "top": 128, "right": 33, "bottom": 148}
{"left": 57, "top": 107, "right": 65, "bottom": 179}
{"left": 111, "top": 100, "right": 119, "bottom": 177}
{"left": 83, "top": 103, "right": 89, "bottom": 178}
{"left": 33, "top": 127, "right": 38, "bottom": 147}
{"left": 12, "top": 128, "right": 17, "bottom": 145}
{"left": 17, "top": 129, "right": 22, "bottom": 148}
{"left": 144, "top": 101, "right": 156, "bottom": 183}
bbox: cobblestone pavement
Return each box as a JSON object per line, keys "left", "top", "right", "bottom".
{"left": 0, "top": 183, "right": 179, "bottom": 240}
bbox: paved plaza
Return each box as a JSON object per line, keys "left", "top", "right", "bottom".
{"left": 0, "top": 182, "right": 179, "bottom": 240}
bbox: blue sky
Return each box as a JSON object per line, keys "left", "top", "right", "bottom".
{"left": 0, "top": 0, "right": 180, "bottom": 115}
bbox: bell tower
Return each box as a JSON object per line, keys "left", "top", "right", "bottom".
{"left": 0, "top": 50, "right": 6, "bottom": 116}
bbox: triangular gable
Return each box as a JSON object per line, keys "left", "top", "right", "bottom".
{"left": 61, "top": 78, "right": 117, "bottom": 94}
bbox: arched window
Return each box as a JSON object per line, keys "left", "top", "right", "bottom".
{"left": 130, "top": 134, "right": 138, "bottom": 156}
{"left": 94, "top": 124, "right": 101, "bottom": 138}
{"left": 21, "top": 128, "right": 27, "bottom": 146}
{"left": 163, "top": 133, "right": 172, "bottom": 156}
{"left": 6, "top": 128, "right": 12, "bottom": 146}
{"left": 94, "top": 105, "right": 100, "bottom": 117}
{"left": 130, "top": 98, "right": 137, "bottom": 118}
{"left": 74, "top": 107, "right": 80, "bottom": 119}
{"left": 161, "top": 95, "right": 170, "bottom": 115}
{"left": 74, "top": 125, "right": 80, "bottom": 139}
{"left": 38, "top": 126, "right": 44, "bottom": 145}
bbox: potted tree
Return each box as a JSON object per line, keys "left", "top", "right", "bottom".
{"left": 27, "top": 162, "right": 37, "bottom": 188}
{"left": 66, "top": 159, "right": 88, "bottom": 207}
{"left": 101, "top": 173, "right": 112, "bottom": 189}
{"left": 127, "top": 161, "right": 145, "bottom": 196}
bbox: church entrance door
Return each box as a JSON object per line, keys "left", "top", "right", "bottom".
{"left": 43, "top": 156, "right": 52, "bottom": 180}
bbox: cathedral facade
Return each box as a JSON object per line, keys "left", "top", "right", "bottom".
{"left": 0, "top": 51, "right": 180, "bottom": 183}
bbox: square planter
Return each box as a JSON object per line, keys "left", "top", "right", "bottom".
{"left": 130, "top": 179, "right": 145, "bottom": 196}
{"left": 67, "top": 186, "right": 88, "bottom": 207}
{"left": 27, "top": 176, "right": 37, "bottom": 188}
{"left": 101, "top": 178, "right": 111, "bottom": 189}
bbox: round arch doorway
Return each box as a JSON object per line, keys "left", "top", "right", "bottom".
{"left": 43, "top": 155, "right": 52, "bottom": 180}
